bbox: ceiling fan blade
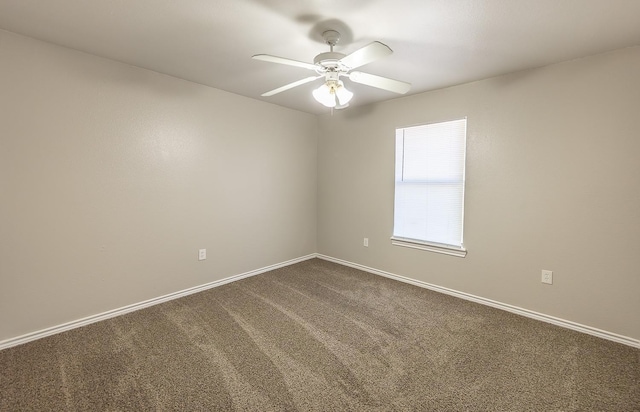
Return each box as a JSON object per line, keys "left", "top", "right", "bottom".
{"left": 348, "top": 71, "right": 411, "bottom": 94}
{"left": 261, "top": 75, "right": 322, "bottom": 97}
{"left": 339, "top": 41, "right": 393, "bottom": 70}
{"left": 252, "top": 54, "right": 318, "bottom": 71}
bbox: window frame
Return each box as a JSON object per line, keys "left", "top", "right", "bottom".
{"left": 391, "top": 118, "right": 468, "bottom": 258}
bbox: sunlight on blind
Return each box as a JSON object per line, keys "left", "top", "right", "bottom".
{"left": 393, "top": 119, "right": 467, "bottom": 248}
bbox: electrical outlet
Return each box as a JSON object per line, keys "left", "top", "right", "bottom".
{"left": 198, "top": 249, "right": 206, "bottom": 261}
{"left": 363, "top": 238, "right": 369, "bottom": 247}
{"left": 541, "top": 270, "right": 553, "bottom": 285}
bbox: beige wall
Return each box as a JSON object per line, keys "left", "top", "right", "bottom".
{"left": 0, "top": 31, "right": 318, "bottom": 342}
{"left": 317, "top": 47, "right": 640, "bottom": 340}
{"left": 2, "top": 28, "right": 638, "bottom": 344}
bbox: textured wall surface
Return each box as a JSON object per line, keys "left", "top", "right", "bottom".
{"left": 2, "top": 28, "right": 639, "bottom": 345}
{"left": 0, "top": 31, "right": 318, "bottom": 341}
{"left": 317, "top": 47, "right": 640, "bottom": 340}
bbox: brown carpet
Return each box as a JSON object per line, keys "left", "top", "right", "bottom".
{"left": 1, "top": 258, "right": 638, "bottom": 411}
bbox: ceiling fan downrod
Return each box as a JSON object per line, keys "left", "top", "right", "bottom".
{"left": 314, "top": 30, "right": 347, "bottom": 73}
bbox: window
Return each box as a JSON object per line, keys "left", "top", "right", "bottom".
{"left": 392, "top": 118, "right": 467, "bottom": 257}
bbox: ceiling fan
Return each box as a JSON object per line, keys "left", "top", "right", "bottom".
{"left": 253, "top": 30, "right": 411, "bottom": 109}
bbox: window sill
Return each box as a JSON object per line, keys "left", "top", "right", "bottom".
{"left": 390, "top": 237, "right": 467, "bottom": 258}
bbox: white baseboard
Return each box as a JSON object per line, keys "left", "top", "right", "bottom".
{"left": 0, "top": 254, "right": 317, "bottom": 351}
{"left": 317, "top": 254, "right": 640, "bottom": 349}
{"left": 3, "top": 253, "right": 638, "bottom": 351}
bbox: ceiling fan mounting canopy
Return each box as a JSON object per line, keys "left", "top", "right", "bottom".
{"left": 321, "top": 30, "right": 341, "bottom": 48}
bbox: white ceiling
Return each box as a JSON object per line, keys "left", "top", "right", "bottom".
{"left": 1, "top": 0, "right": 639, "bottom": 114}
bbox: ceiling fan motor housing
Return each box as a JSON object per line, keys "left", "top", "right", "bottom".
{"left": 314, "top": 52, "right": 347, "bottom": 69}
{"left": 315, "top": 30, "right": 348, "bottom": 72}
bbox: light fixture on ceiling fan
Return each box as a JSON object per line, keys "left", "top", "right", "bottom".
{"left": 312, "top": 72, "right": 353, "bottom": 108}
{"left": 253, "top": 30, "right": 410, "bottom": 109}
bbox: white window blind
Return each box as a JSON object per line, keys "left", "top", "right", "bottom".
{"left": 392, "top": 119, "right": 467, "bottom": 253}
